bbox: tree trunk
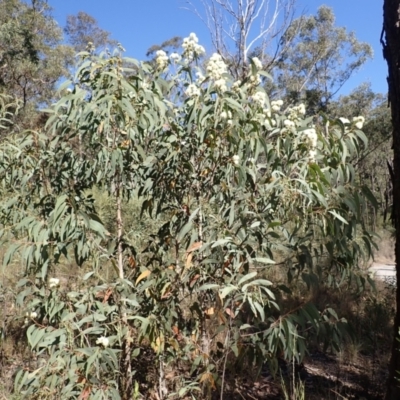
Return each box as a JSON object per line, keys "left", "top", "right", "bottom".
{"left": 382, "top": 1, "right": 400, "bottom": 398}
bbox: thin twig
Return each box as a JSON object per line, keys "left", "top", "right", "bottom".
{"left": 220, "top": 330, "right": 230, "bottom": 400}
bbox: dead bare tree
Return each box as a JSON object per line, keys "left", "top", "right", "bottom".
{"left": 185, "top": 0, "right": 297, "bottom": 78}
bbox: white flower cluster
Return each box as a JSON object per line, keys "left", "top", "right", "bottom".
{"left": 185, "top": 83, "right": 201, "bottom": 98}
{"left": 353, "top": 116, "right": 365, "bottom": 129}
{"left": 263, "top": 110, "right": 276, "bottom": 129}
{"left": 207, "top": 53, "right": 227, "bottom": 80}
{"left": 263, "top": 108, "right": 271, "bottom": 118}
{"left": 96, "top": 336, "right": 110, "bottom": 348}
{"left": 283, "top": 119, "right": 295, "bottom": 128}
{"left": 263, "top": 120, "right": 273, "bottom": 129}
{"left": 339, "top": 117, "right": 350, "bottom": 124}
{"left": 232, "top": 80, "right": 241, "bottom": 93}
{"left": 220, "top": 110, "right": 232, "bottom": 120}
{"left": 271, "top": 100, "right": 283, "bottom": 112}
{"left": 309, "top": 149, "right": 317, "bottom": 163}
{"left": 252, "top": 57, "right": 263, "bottom": 71}
{"left": 214, "top": 78, "right": 227, "bottom": 92}
{"left": 303, "top": 128, "right": 318, "bottom": 148}
{"left": 155, "top": 50, "right": 169, "bottom": 70}
{"left": 286, "top": 103, "right": 306, "bottom": 120}
{"left": 169, "top": 52, "right": 181, "bottom": 64}
{"left": 232, "top": 155, "right": 240, "bottom": 165}
{"left": 49, "top": 278, "right": 60, "bottom": 289}
{"left": 195, "top": 70, "right": 205, "bottom": 83}
{"left": 303, "top": 128, "right": 318, "bottom": 162}
{"left": 252, "top": 91, "right": 267, "bottom": 107}
{"left": 251, "top": 113, "right": 266, "bottom": 125}
{"left": 26, "top": 311, "right": 37, "bottom": 319}
{"left": 249, "top": 74, "right": 261, "bottom": 87}
{"left": 182, "top": 33, "right": 205, "bottom": 61}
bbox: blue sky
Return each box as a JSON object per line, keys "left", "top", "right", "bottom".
{"left": 49, "top": 0, "right": 387, "bottom": 95}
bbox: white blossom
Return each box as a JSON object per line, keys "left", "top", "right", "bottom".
{"left": 96, "top": 336, "right": 110, "bottom": 348}
{"left": 155, "top": 50, "right": 169, "bottom": 70}
{"left": 249, "top": 73, "right": 261, "bottom": 86}
{"left": 30, "top": 311, "right": 38, "bottom": 319}
{"left": 182, "top": 33, "right": 206, "bottom": 61}
{"left": 284, "top": 119, "right": 295, "bottom": 128}
{"left": 232, "top": 155, "right": 240, "bottom": 165}
{"left": 252, "top": 57, "right": 263, "bottom": 71}
{"left": 188, "top": 32, "right": 198, "bottom": 43}
{"left": 214, "top": 78, "right": 227, "bottom": 92}
{"left": 169, "top": 52, "right": 181, "bottom": 63}
{"left": 309, "top": 149, "right": 317, "bottom": 163}
{"left": 195, "top": 70, "right": 205, "bottom": 83}
{"left": 297, "top": 103, "right": 306, "bottom": 115}
{"left": 252, "top": 91, "right": 267, "bottom": 107}
{"left": 271, "top": 100, "right": 283, "bottom": 112}
{"left": 49, "top": 278, "right": 60, "bottom": 289}
{"left": 353, "top": 116, "right": 365, "bottom": 129}
{"left": 207, "top": 53, "right": 227, "bottom": 80}
{"left": 184, "top": 51, "right": 194, "bottom": 62}
{"left": 220, "top": 111, "right": 228, "bottom": 119}
{"left": 303, "top": 128, "right": 318, "bottom": 148}
{"left": 287, "top": 104, "right": 306, "bottom": 120}
{"left": 194, "top": 44, "right": 205, "bottom": 56}
{"left": 263, "top": 108, "right": 272, "bottom": 118}
{"left": 339, "top": 117, "right": 350, "bottom": 124}
{"left": 185, "top": 83, "right": 201, "bottom": 97}
{"left": 354, "top": 122, "right": 363, "bottom": 129}
{"left": 232, "top": 80, "right": 241, "bottom": 92}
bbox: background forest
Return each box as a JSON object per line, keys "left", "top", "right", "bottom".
{"left": 0, "top": 1, "right": 396, "bottom": 399}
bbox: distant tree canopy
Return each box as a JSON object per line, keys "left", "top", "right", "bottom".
{"left": 64, "top": 11, "right": 117, "bottom": 52}
{"left": 0, "top": 0, "right": 73, "bottom": 108}
{"left": 0, "top": 0, "right": 117, "bottom": 130}
{"left": 276, "top": 5, "right": 373, "bottom": 111}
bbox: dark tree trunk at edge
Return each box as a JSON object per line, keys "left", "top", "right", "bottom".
{"left": 382, "top": 1, "right": 400, "bottom": 399}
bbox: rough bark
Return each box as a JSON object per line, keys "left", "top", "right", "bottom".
{"left": 382, "top": 1, "right": 400, "bottom": 398}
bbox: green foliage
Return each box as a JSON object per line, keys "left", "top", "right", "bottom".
{"left": 0, "top": 36, "right": 377, "bottom": 399}
{"left": 329, "top": 84, "right": 392, "bottom": 229}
